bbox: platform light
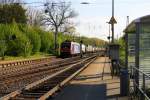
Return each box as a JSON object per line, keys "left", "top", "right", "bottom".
{"left": 80, "top": 2, "right": 90, "bottom": 4}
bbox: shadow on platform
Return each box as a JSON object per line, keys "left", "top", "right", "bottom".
{"left": 52, "top": 84, "right": 106, "bottom": 100}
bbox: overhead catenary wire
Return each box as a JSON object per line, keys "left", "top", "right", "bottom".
{"left": 1, "top": 1, "right": 72, "bottom": 8}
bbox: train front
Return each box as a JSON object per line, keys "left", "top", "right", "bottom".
{"left": 60, "top": 41, "right": 71, "bottom": 57}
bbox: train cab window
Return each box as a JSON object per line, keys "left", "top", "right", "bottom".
{"left": 61, "top": 42, "right": 71, "bottom": 48}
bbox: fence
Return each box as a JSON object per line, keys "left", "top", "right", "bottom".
{"left": 129, "top": 66, "right": 150, "bottom": 100}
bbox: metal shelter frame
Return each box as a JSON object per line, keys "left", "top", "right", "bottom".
{"left": 124, "top": 15, "right": 150, "bottom": 100}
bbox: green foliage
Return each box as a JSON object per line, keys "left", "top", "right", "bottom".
{"left": 12, "top": 33, "right": 32, "bottom": 57}
{"left": 0, "top": 4, "right": 27, "bottom": 24}
{"left": 19, "top": 25, "right": 41, "bottom": 53}
{"left": 0, "top": 23, "right": 32, "bottom": 57}
{"left": 116, "top": 38, "right": 125, "bottom": 62}
{"left": 4, "top": 23, "right": 32, "bottom": 56}
{"left": 0, "top": 24, "right": 7, "bottom": 59}
{"left": 39, "top": 30, "right": 53, "bottom": 53}
{"left": 0, "top": 22, "right": 106, "bottom": 58}
{"left": 78, "top": 36, "right": 106, "bottom": 47}
{"left": 0, "top": 41, "right": 7, "bottom": 59}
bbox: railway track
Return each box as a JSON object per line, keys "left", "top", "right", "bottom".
{"left": 0, "top": 57, "right": 55, "bottom": 69}
{"left": 0, "top": 56, "right": 83, "bottom": 94}
{"left": 0, "top": 57, "right": 57, "bottom": 78}
{"left": 0, "top": 56, "right": 79, "bottom": 78}
{"left": 0, "top": 56, "right": 79, "bottom": 80}
{"left": 1, "top": 55, "right": 97, "bottom": 100}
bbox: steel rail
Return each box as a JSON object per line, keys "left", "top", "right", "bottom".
{"left": 39, "top": 57, "right": 96, "bottom": 100}
{"left": 0, "top": 55, "right": 96, "bottom": 100}
{"left": 0, "top": 63, "right": 78, "bottom": 100}
{"left": 0, "top": 56, "right": 80, "bottom": 80}
{"left": 0, "top": 57, "right": 53, "bottom": 68}
{"left": 0, "top": 57, "right": 81, "bottom": 80}
{"left": 0, "top": 56, "right": 79, "bottom": 77}
{"left": 0, "top": 57, "right": 83, "bottom": 94}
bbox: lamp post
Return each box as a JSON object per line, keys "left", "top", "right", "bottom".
{"left": 109, "top": 0, "right": 117, "bottom": 43}
{"left": 81, "top": 1, "right": 116, "bottom": 43}
{"left": 80, "top": 2, "right": 90, "bottom": 4}
{"left": 112, "top": 0, "right": 114, "bottom": 43}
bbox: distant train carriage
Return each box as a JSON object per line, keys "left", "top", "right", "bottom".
{"left": 82, "top": 44, "right": 86, "bottom": 53}
{"left": 86, "top": 45, "right": 93, "bottom": 53}
{"left": 93, "top": 47, "right": 96, "bottom": 52}
{"left": 71, "top": 42, "right": 80, "bottom": 55}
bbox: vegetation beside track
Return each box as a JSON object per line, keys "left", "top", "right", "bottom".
{"left": 0, "top": 23, "right": 106, "bottom": 59}
{"left": 0, "top": 52, "right": 52, "bottom": 63}
{"left": 0, "top": 3, "right": 106, "bottom": 60}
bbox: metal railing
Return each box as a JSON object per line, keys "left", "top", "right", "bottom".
{"left": 130, "top": 66, "right": 150, "bottom": 100}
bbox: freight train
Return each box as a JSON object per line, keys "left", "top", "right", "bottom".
{"left": 60, "top": 40, "right": 102, "bottom": 57}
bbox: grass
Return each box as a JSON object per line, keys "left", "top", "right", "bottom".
{"left": 0, "top": 52, "right": 53, "bottom": 63}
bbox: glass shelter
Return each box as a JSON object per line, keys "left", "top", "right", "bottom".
{"left": 124, "top": 15, "right": 150, "bottom": 99}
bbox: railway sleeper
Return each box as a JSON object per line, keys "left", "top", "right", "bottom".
{"left": 0, "top": 58, "right": 80, "bottom": 79}
{"left": 0, "top": 66, "right": 58, "bottom": 80}
{"left": 21, "top": 92, "right": 44, "bottom": 97}
{"left": 2, "top": 57, "right": 93, "bottom": 100}
{"left": 12, "top": 90, "right": 50, "bottom": 99}
{"left": 10, "top": 96, "right": 38, "bottom": 100}
{"left": 23, "top": 74, "right": 77, "bottom": 95}
{"left": 28, "top": 83, "right": 58, "bottom": 91}
{"left": 24, "top": 90, "right": 48, "bottom": 94}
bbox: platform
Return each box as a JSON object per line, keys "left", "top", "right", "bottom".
{"left": 52, "top": 57, "right": 127, "bottom": 100}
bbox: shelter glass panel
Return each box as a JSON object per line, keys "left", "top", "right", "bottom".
{"left": 139, "top": 23, "right": 150, "bottom": 73}
{"left": 128, "top": 33, "right": 136, "bottom": 68}
{"left": 139, "top": 23, "right": 150, "bottom": 90}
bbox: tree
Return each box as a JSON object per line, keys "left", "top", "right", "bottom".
{"left": 42, "top": 1, "right": 77, "bottom": 53}
{"left": 0, "top": 3, "right": 27, "bottom": 24}
{"left": 26, "top": 8, "right": 42, "bottom": 27}
{"left": 0, "top": 41, "right": 7, "bottom": 60}
{"left": 60, "top": 21, "right": 76, "bottom": 34}
{"left": 0, "top": 0, "right": 22, "bottom": 4}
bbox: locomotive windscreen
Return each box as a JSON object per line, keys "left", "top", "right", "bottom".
{"left": 61, "top": 42, "right": 71, "bottom": 48}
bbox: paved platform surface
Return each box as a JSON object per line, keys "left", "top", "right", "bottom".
{"left": 53, "top": 84, "right": 106, "bottom": 100}
{"left": 53, "top": 57, "right": 127, "bottom": 100}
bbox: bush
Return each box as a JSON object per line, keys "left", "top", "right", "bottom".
{"left": 38, "top": 30, "right": 53, "bottom": 53}
{"left": 0, "top": 25, "right": 7, "bottom": 59}
{"left": 0, "top": 23, "right": 32, "bottom": 57}
{"left": 0, "top": 41, "right": 7, "bottom": 59}
{"left": 0, "top": 4, "right": 27, "bottom": 24}
{"left": 12, "top": 33, "right": 32, "bottom": 57}
{"left": 0, "top": 22, "right": 106, "bottom": 58}
{"left": 19, "top": 25, "right": 41, "bottom": 53}
{"left": 117, "top": 38, "right": 125, "bottom": 61}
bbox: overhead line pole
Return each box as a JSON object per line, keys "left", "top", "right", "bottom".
{"left": 112, "top": 0, "right": 114, "bottom": 43}
{"left": 109, "top": 0, "right": 117, "bottom": 43}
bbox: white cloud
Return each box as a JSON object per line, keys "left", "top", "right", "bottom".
{"left": 73, "top": 16, "right": 111, "bottom": 40}
{"left": 24, "top": 0, "right": 150, "bottom": 41}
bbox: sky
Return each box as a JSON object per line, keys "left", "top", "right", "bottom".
{"left": 24, "top": 0, "right": 150, "bottom": 40}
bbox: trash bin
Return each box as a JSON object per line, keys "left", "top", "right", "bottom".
{"left": 120, "top": 69, "right": 129, "bottom": 96}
